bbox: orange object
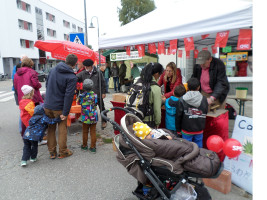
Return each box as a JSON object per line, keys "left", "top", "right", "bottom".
{"left": 67, "top": 105, "right": 82, "bottom": 126}
{"left": 183, "top": 83, "right": 188, "bottom": 92}
{"left": 72, "top": 95, "right": 77, "bottom": 106}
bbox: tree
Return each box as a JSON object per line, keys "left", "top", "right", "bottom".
{"left": 118, "top": 0, "right": 156, "bottom": 26}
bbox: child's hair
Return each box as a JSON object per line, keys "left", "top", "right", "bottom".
{"left": 187, "top": 78, "right": 200, "bottom": 91}
{"left": 174, "top": 84, "right": 186, "bottom": 97}
{"left": 22, "top": 90, "right": 34, "bottom": 99}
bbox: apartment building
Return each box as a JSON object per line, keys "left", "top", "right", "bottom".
{"left": 0, "top": 0, "right": 85, "bottom": 77}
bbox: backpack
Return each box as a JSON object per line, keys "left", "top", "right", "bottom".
{"left": 125, "top": 78, "right": 158, "bottom": 121}
{"left": 225, "top": 103, "right": 237, "bottom": 119}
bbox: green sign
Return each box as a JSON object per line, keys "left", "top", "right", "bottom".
{"left": 222, "top": 46, "right": 232, "bottom": 53}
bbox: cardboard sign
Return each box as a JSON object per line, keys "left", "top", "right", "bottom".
{"left": 224, "top": 115, "right": 253, "bottom": 194}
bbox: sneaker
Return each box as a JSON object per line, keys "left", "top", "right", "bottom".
{"left": 81, "top": 145, "right": 88, "bottom": 150}
{"left": 30, "top": 158, "right": 37, "bottom": 162}
{"left": 39, "top": 140, "right": 47, "bottom": 145}
{"left": 21, "top": 161, "right": 27, "bottom": 167}
{"left": 50, "top": 152, "right": 57, "bottom": 159}
{"left": 58, "top": 149, "right": 73, "bottom": 159}
{"left": 89, "top": 147, "right": 96, "bottom": 154}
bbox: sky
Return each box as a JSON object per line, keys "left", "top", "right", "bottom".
{"left": 41, "top": 0, "right": 178, "bottom": 50}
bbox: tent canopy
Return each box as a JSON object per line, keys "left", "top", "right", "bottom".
{"left": 99, "top": 0, "right": 252, "bottom": 50}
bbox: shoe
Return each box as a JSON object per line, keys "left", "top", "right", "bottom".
{"left": 58, "top": 149, "right": 73, "bottom": 159}
{"left": 43, "top": 136, "right": 47, "bottom": 140}
{"left": 50, "top": 152, "right": 57, "bottom": 159}
{"left": 38, "top": 140, "right": 47, "bottom": 145}
{"left": 102, "top": 122, "right": 107, "bottom": 128}
{"left": 81, "top": 145, "right": 88, "bottom": 150}
{"left": 30, "top": 158, "right": 37, "bottom": 162}
{"left": 89, "top": 147, "right": 96, "bottom": 154}
{"left": 21, "top": 160, "right": 27, "bottom": 167}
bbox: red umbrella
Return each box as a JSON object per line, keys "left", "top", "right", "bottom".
{"left": 34, "top": 40, "right": 96, "bottom": 62}
{"left": 95, "top": 52, "right": 106, "bottom": 64}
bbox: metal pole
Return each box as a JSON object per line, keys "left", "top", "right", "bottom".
{"left": 84, "top": 0, "right": 88, "bottom": 46}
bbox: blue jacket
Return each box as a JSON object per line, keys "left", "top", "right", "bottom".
{"left": 23, "top": 105, "right": 61, "bottom": 141}
{"left": 44, "top": 62, "right": 77, "bottom": 116}
{"left": 165, "top": 96, "right": 179, "bottom": 131}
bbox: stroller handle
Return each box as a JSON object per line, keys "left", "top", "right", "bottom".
{"left": 101, "top": 107, "right": 132, "bottom": 122}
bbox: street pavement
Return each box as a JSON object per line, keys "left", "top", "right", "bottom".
{"left": 0, "top": 79, "right": 252, "bottom": 200}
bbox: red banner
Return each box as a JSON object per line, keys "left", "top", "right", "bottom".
{"left": 169, "top": 39, "right": 178, "bottom": 55}
{"left": 211, "top": 45, "right": 218, "bottom": 54}
{"left": 178, "top": 50, "right": 183, "bottom": 58}
{"left": 136, "top": 44, "right": 145, "bottom": 57}
{"left": 158, "top": 42, "right": 165, "bottom": 55}
{"left": 186, "top": 51, "right": 190, "bottom": 59}
{"left": 201, "top": 34, "right": 210, "bottom": 40}
{"left": 236, "top": 29, "right": 252, "bottom": 50}
{"left": 194, "top": 49, "right": 199, "bottom": 58}
{"left": 214, "top": 31, "right": 229, "bottom": 47}
{"left": 148, "top": 43, "right": 157, "bottom": 54}
{"left": 125, "top": 46, "right": 131, "bottom": 56}
{"left": 184, "top": 37, "right": 195, "bottom": 51}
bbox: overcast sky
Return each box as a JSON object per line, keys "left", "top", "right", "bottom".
{"left": 41, "top": 0, "right": 179, "bottom": 50}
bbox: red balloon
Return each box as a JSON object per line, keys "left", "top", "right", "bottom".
{"left": 206, "top": 135, "right": 224, "bottom": 153}
{"left": 223, "top": 139, "right": 243, "bottom": 158}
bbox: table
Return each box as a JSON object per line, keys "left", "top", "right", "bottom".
{"left": 227, "top": 95, "right": 252, "bottom": 116}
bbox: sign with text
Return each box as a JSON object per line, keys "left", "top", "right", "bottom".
{"left": 224, "top": 115, "right": 253, "bottom": 194}
{"left": 110, "top": 51, "right": 142, "bottom": 61}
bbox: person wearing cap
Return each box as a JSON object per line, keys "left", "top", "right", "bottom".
{"left": 76, "top": 59, "right": 107, "bottom": 128}
{"left": 192, "top": 50, "right": 229, "bottom": 109}
{"left": 44, "top": 54, "right": 78, "bottom": 159}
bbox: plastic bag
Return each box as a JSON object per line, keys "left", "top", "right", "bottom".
{"left": 170, "top": 183, "right": 197, "bottom": 200}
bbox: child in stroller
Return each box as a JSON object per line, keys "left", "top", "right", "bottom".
{"left": 101, "top": 107, "right": 223, "bottom": 200}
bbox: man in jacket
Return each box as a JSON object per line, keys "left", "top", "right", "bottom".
{"left": 119, "top": 60, "right": 127, "bottom": 91}
{"left": 192, "top": 50, "right": 229, "bottom": 109}
{"left": 44, "top": 54, "right": 78, "bottom": 159}
{"left": 76, "top": 59, "right": 107, "bottom": 128}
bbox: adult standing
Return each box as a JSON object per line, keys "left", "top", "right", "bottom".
{"left": 76, "top": 59, "right": 107, "bottom": 128}
{"left": 104, "top": 62, "right": 111, "bottom": 93}
{"left": 158, "top": 62, "right": 182, "bottom": 101}
{"left": 111, "top": 62, "right": 120, "bottom": 92}
{"left": 44, "top": 54, "right": 78, "bottom": 159}
{"left": 130, "top": 62, "right": 141, "bottom": 81}
{"left": 192, "top": 50, "right": 229, "bottom": 109}
{"left": 76, "top": 61, "right": 85, "bottom": 74}
{"left": 119, "top": 60, "right": 127, "bottom": 92}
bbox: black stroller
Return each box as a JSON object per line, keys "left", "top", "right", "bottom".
{"left": 101, "top": 107, "right": 223, "bottom": 200}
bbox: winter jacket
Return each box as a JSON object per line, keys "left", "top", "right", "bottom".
{"left": 104, "top": 67, "right": 111, "bottom": 79}
{"left": 119, "top": 63, "right": 127, "bottom": 78}
{"left": 14, "top": 67, "right": 43, "bottom": 104}
{"left": 131, "top": 66, "right": 140, "bottom": 80}
{"left": 76, "top": 66, "right": 106, "bottom": 96}
{"left": 158, "top": 68, "right": 182, "bottom": 98}
{"left": 111, "top": 65, "right": 119, "bottom": 77}
{"left": 19, "top": 99, "right": 35, "bottom": 127}
{"left": 192, "top": 57, "right": 229, "bottom": 103}
{"left": 176, "top": 91, "right": 208, "bottom": 135}
{"left": 44, "top": 62, "right": 77, "bottom": 116}
{"left": 165, "top": 96, "right": 179, "bottom": 131}
{"left": 79, "top": 91, "right": 98, "bottom": 124}
{"left": 23, "top": 105, "right": 61, "bottom": 141}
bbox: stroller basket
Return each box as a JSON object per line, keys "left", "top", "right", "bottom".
{"left": 101, "top": 108, "right": 223, "bottom": 200}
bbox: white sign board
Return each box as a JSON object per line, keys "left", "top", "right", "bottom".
{"left": 110, "top": 51, "right": 142, "bottom": 61}
{"left": 224, "top": 115, "right": 253, "bottom": 194}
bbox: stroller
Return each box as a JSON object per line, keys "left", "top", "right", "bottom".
{"left": 101, "top": 107, "right": 223, "bottom": 200}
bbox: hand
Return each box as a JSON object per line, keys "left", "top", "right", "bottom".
{"left": 102, "top": 94, "right": 106, "bottom": 99}
{"left": 161, "top": 95, "right": 166, "bottom": 102}
{"left": 207, "top": 96, "right": 215, "bottom": 105}
{"left": 60, "top": 115, "right": 67, "bottom": 120}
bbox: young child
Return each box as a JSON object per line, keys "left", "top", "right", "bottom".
{"left": 175, "top": 78, "right": 208, "bottom": 148}
{"left": 79, "top": 79, "right": 98, "bottom": 153}
{"left": 165, "top": 84, "right": 186, "bottom": 136}
{"left": 133, "top": 122, "right": 172, "bottom": 140}
{"left": 22, "top": 105, "right": 61, "bottom": 165}
{"left": 19, "top": 85, "right": 35, "bottom": 166}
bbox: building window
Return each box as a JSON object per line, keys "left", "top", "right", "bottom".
{"left": 72, "top": 24, "right": 76, "bottom": 31}
{"left": 18, "top": 19, "right": 32, "bottom": 31}
{"left": 46, "top": 12, "right": 55, "bottom": 22}
{"left": 20, "top": 39, "right": 34, "bottom": 48}
{"left": 64, "top": 34, "right": 69, "bottom": 41}
{"left": 78, "top": 26, "right": 83, "bottom": 32}
{"left": 63, "top": 20, "right": 70, "bottom": 28}
{"left": 35, "top": 7, "right": 42, "bottom": 15}
{"left": 17, "top": 0, "right": 31, "bottom": 13}
{"left": 47, "top": 28, "right": 56, "bottom": 37}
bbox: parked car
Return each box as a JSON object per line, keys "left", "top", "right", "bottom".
{"left": 36, "top": 70, "right": 47, "bottom": 82}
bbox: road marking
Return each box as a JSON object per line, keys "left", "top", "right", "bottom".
{"left": 0, "top": 95, "right": 14, "bottom": 102}
{"left": 0, "top": 91, "right": 13, "bottom": 98}
{"left": 0, "top": 91, "right": 5, "bottom": 94}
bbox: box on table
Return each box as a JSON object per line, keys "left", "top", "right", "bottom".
{"left": 202, "top": 170, "right": 232, "bottom": 194}
{"left": 112, "top": 93, "right": 127, "bottom": 102}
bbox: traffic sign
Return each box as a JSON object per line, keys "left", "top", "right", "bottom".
{"left": 69, "top": 33, "right": 85, "bottom": 45}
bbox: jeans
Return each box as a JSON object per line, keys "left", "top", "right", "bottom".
{"left": 182, "top": 133, "right": 203, "bottom": 148}
{"left": 105, "top": 78, "right": 109, "bottom": 93}
{"left": 82, "top": 123, "right": 97, "bottom": 148}
{"left": 44, "top": 108, "right": 68, "bottom": 155}
{"left": 22, "top": 139, "right": 38, "bottom": 161}
{"left": 113, "top": 77, "right": 120, "bottom": 92}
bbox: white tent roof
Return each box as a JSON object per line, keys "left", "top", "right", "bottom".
{"left": 99, "top": 0, "right": 252, "bottom": 49}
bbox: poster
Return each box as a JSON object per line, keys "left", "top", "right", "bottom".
{"left": 224, "top": 115, "right": 253, "bottom": 194}
{"left": 227, "top": 52, "right": 248, "bottom": 61}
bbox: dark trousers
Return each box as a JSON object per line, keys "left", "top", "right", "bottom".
{"left": 97, "top": 97, "right": 107, "bottom": 122}
{"left": 113, "top": 77, "right": 120, "bottom": 91}
{"left": 22, "top": 139, "right": 38, "bottom": 161}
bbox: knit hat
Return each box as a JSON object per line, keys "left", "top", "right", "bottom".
{"left": 83, "top": 59, "right": 94, "bottom": 67}
{"left": 21, "top": 85, "right": 33, "bottom": 95}
{"left": 133, "top": 122, "right": 152, "bottom": 139}
{"left": 83, "top": 79, "right": 94, "bottom": 91}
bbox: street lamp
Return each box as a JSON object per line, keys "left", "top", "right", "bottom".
{"left": 89, "top": 16, "right": 104, "bottom": 129}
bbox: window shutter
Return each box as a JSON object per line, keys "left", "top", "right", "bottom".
{"left": 25, "top": 40, "right": 30, "bottom": 48}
